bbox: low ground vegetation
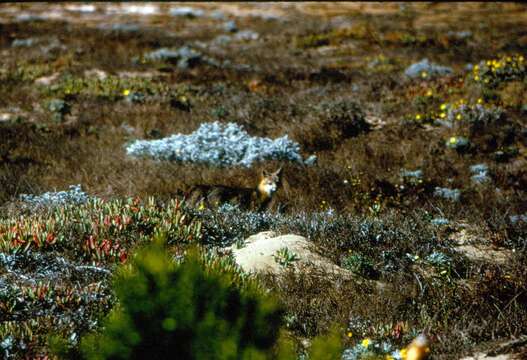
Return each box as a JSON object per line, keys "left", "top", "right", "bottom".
{"left": 0, "top": 3, "right": 526, "bottom": 359}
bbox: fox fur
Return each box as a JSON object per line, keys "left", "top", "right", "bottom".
{"left": 185, "top": 168, "right": 282, "bottom": 212}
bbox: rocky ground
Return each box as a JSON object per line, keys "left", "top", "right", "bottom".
{"left": 0, "top": 2, "right": 526, "bottom": 359}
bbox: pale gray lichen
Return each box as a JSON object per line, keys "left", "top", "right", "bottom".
{"left": 434, "top": 187, "right": 460, "bottom": 202}
{"left": 469, "top": 163, "right": 491, "bottom": 184}
{"left": 20, "top": 185, "right": 90, "bottom": 208}
{"left": 126, "top": 122, "right": 305, "bottom": 167}
{"left": 404, "top": 58, "right": 453, "bottom": 79}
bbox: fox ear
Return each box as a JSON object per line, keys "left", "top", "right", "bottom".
{"left": 261, "top": 169, "right": 269, "bottom": 177}
{"left": 273, "top": 167, "right": 282, "bottom": 177}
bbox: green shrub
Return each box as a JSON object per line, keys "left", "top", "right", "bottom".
{"left": 80, "top": 236, "right": 284, "bottom": 360}
{"left": 308, "top": 326, "right": 343, "bottom": 360}
{"left": 470, "top": 54, "right": 526, "bottom": 88}
{"left": 341, "top": 253, "right": 379, "bottom": 279}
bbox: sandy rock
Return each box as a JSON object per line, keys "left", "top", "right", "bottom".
{"left": 227, "top": 231, "right": 352, "bottom": 277}
{"left": 452, "top": 245, "right": 513, "bottom": 265}
{"left": 34, "top": 72, "right": 60, "bottom": 86}
{"left": 449, "top": 229, "right": 513, "bottom": 265}
{"left": 84, "top": 68, "right": 107, "bottom": 80}
{"left": 365, "top": 113, "right": 387, "bottom": 129}
{"left": 118, "top": 70, "right": 162, "bottom": 79}
{"left": 0, "top": 113, "right": 12, "bottom": 122}
{"left": 460, "top": 353, "right": 515, "bottom": 360}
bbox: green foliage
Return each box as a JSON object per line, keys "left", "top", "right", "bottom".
{"left": 80, "top": 236, "right": 285, "bottom": 360}
{"left": 273, "top": 247, "right": 300, "bottom": 268}
{"left": 0, "top": 62, "right": 53, "bottom": 83}
{"left": 294, "top": 25, "right": 371, "bottom": 49}
{"left": 308, "top": 326, "right": 344, "bottom": 360}
{"left": 46, "top": 98, "right": 71, "bottom": 123}
{"left": 445, "top": 135, "right": 470, "bottom": 152}
{"left": 0, "top": 197, "right": 202, "bottom": 262}
{"left": 294, "top": 33, "right": 330, "bottom": 49}
{"left": 471, "top": 54, "right": 526, "bottom": 88}
{"left": 341, "top": 253, "right": 378, "bottom": 279}
{"left": 42, "top": 74, "right": 170, "bottom": 100}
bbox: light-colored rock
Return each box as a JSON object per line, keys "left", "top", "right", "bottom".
{"left": 84, "top": 68, "right": 107, "bottom": 80}
{"left": 0, "top": 113, "right": 12, "bottom": 122}
{"left": 227, "top": 231, "right": 352, "bottom": 277}
{"left": 117, "top": 70, "right": 162, "bottom": 79}
{"left": 34, "top": 72, "right": 60, "bottom": 86}
{"left": 452, "top": 245, "right": 512, "bottom": 265}
{"left": 449, "top": 229, "right": 513, "bottom": 265}
{"left": 460, "top": 352, "right": 513, "bottom": 360}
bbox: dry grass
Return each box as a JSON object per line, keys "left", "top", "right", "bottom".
{"left": 0, "top": 2, "right": 526, "bottom": 358}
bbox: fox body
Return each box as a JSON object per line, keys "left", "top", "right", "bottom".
{"left": 185, "top": 168, "right": 282, "bottom": 212}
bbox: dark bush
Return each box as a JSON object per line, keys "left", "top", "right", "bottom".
{"left": 80, "top": 236, "right": 284, "bottom": 360}
{"left": 294, "top": 100, "right": 370, "bottom": 151}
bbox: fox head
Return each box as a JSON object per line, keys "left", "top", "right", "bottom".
{"left": 257, "top": 167, "right": 282, "bottom": 201}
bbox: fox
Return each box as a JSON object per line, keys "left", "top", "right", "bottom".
{"left": 184, "top": 167, "right": 283, "bottom": 212}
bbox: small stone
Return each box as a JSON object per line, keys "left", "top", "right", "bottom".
{"left": 34, "top": 72, "right": 60, "bottom": 86}
{"left": 234, "top": 30, "right": 259, "bottom": 41}
{"left": 304, "top": 155, "right": 317, "bottom": 166}
{"left": 11, "top": 38, "right": 37, "bottom": 47}
{"left": 223, "top": 20, "right": 238, "bottom": 33}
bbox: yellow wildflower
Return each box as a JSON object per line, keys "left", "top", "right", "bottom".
{"left": 474, "top": 75, "right": 480, "bottom": 81}
{"left": 474, "top": 64, "right": 479, "bottom": 71}
{"left": 347, "top": 331, "right": 353, "bottom": 338}
{"left": 420, "top": 71, "right": 427, "bottom": 78}
{"left": 362, "top": 338, "right": 371, "bottom": 348}
{"left": 440, "top": 103, "right": 447, "bottom": 110}
{"left": 385, "top": 355, "right": 394, "bottom": 360}
{"left": 123, "top": 89, "right": 131, "bottom": 96}
{"left": 456, "top": 114, "right": 462, "bottom": 121}
{"left": 400, "top": 348, "right": 408, "bottom": 359}
{"left": 477, "top": 98, "right": 483, "bottom": 104}
{"left": 519, "top": 55, "right": 524, "bottom": 62}
{"left": 449, "top": 136, "right": 457, "bottom": 144}
{"left": 486, "top": 60, "right": 491, "bottom": 66}
{"left": 440, "top": 112, "right": 446, "bottom": 119}
{"left": 415, "top": 114, "right": 422, "bottom": 120}
{"left": 426, "top": 89, "right": 433, "bottom": 97}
